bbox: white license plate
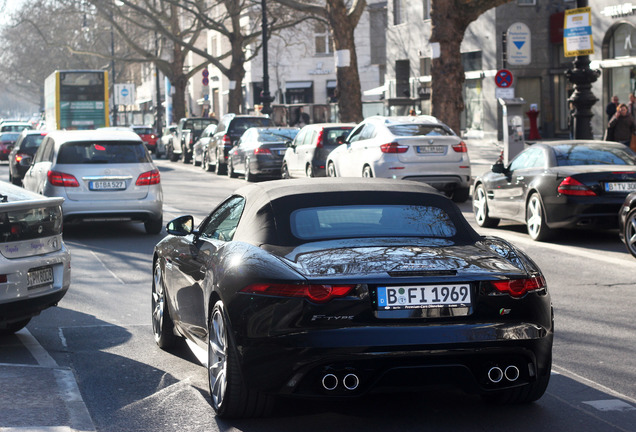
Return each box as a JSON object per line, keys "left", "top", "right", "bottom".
{"left": 90, "top": 180, "right": 126, "bottom": 190}
{"left": 27, "top": 266, "right": 54, "bottom": 289}
{"left": 377, "top": 284, "right": 471, "bottom": 310}
{"left": 417, "top": 146, "right": 445, "bottom": 153}
{"left": 605, "top": 182, "right": 636, "bottom": 192}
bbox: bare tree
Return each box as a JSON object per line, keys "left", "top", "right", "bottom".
{"left": 430, "top": 0, "right": 513, "bottom": 133}
{"left": 273, "top": 0, "right": 366, "bottom": 123}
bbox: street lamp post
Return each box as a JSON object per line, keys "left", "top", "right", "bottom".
{"left": 111, "top": 20, "right": 118, "bottom": 126}
{"left": 565, "top": 0, "right": 600, "bottom": 139}
{"left": 260, "top": 0, "right": 273, "bottom": 115}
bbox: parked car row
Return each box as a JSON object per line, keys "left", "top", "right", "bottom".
{"left": 179, "top": 114, "right": 473, "bottom": 203}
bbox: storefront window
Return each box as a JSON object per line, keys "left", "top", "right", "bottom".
{"left": 606, "top": 23, "right": 636, "bottom": 122}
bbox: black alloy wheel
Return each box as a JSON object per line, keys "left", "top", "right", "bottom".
{"left": 151, "top": 260, "right": 177, "bottom": 349}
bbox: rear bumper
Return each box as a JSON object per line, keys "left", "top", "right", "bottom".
{"left": 61, "top": 197, "right": 163, "bottom": 223}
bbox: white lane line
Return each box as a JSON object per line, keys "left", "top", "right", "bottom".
{"left": 553, "top": 364, "right": 636, "bottom": 406}
{"left": 90, "top": 249, "right": 125, "bottom": 285}
{"left": 583, "top": 399, "right": 636, "bottom": 412}
{"left": 53, "top": 369, "right": 96, "bottom": 431}
{"left": 16, "top": 328, "right": 57, "bottom": 367}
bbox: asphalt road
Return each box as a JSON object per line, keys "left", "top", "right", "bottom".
{"left": 1, "top": 144, "right": 635, "bottom": 431}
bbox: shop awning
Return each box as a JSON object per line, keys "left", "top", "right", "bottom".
{"left": 363, "top": 85, "right": 386, "bottom": 96}
{"left": 285, "top": 81, "right": 313, "bottom": 89}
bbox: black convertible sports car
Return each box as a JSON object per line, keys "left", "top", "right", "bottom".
{"left": 152, "top": 178, "right": 553, "bottom": 418}
{"left": 473, "top": 140, "right": 636, "bottom": 241}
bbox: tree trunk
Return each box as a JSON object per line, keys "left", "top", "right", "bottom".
{"left": 430, "top": 0, "right": 513, "bottom": 134}
{"left": 328, "top": 0, "right": 363, "bottom": 123}
{"left": 227, "top": 45, "right": 246, "bottom": 114}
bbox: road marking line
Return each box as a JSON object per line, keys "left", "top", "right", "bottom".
{"left": 583, "top": 399, "right": 636, "bottom": 412}
{"left": 16, "top": 328, "right": 57, "bottom": 367}
{"left": 553, "top": 364, "right": 636, "bottom": 405}
{"left": 90, "top": 249, "right": 125, "bottom": 285}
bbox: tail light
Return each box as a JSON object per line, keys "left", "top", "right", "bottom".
{"left": 15, "top": 153, "right": 28, "bottom": 163}
{"left": 452, "top": 141, "right": 468, "bottom": 152}
{"left": 240, "top": 283, "right": 355, "bottom": 303}
{"left": 222, "top": 134, "right": 232, "bottom": 147}
{"left": 557, "top": 177, "right": 597, "bottom": 196}
{"left": 491, "top": 275, "right": 546, "bottom": 298}
{"left": 47, "top": 170, "right": 79, "bottom": 187}
{"left": 136, "top": 169, "right": 161, "bottom": 186}
{"left": 380, "top": 142, "right": 408, "bottom": 153}
{"left": 254, "top": 148, "right": 272, "bottom": 155}
{"left": 316, "top": 129, "right": 325, "bottom": 148}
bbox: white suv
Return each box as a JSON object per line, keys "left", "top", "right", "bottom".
{"left": 326, "top": 116, "right": 472, "bottom": 202}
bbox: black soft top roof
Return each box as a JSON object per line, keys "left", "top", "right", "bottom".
{"left": 231, "top": 178, "right": 480, "bottom": 247}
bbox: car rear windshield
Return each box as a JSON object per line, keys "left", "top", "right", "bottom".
{"left": 57, "top": 141, "right": 152, "bottom": 164}
{"left": 554, "top": 144, "right": 636, "bottom": 166}
{"left": 323, "top": 127, "right": 353, "bottom": 146}
{"left": 229, "top": 118, "right": 274, "bottom": 136}
{"left": 290, "top": 205, "right": 457, "bottom": 240}
{"left": 387, "top": 124, "right": 453, "bottom": 137}
{"left": 258, "top": 129, "right": 298, "bottom": 141}
{"left": 184, "top": 119, "right": 217, "bottom": 131}
{"left": 21, "top": 134, "right": 47, "bottom": 150}
{"left": 1, "top": 125, "right": 30, "bottom": 132}
{"left": 133, "top": 128, "right": 153, "bottom": 135}
{"left": 0, "top": 205, "right": 63, "bottom": 243}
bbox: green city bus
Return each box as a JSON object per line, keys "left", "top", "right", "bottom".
{"left": 44, "top": 70, "right": 110, "bottom": 130}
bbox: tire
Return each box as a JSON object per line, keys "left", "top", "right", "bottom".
{"left": 208, "top": 300, "right": 274, "bottom": 418}
{"left": 327, "top": 162, "right": 337, "bottom": 177}
{"left": 623, "top": 207, "right": 636, "bottom": 258}
{"left": 227, "top": 159, "right": 238, "bottom": 178}
{"left": 483, "top": 355, "right": 551, "bottom": 404}
{"left": 281, "top": 163, "right": 290, "bottom": 179}
{"left": 472, "top": 184, "right": 500, "bottom": 228}
{"left": 0, "top": 318, "right": 31, "bottom": 335}
{"left": 305, "top": 164, "right": 313, "bottom": 178}
{"left": 245, "top": 161, "right": 257, "bottom": 182}
{"left": 151, "top": 260, "right": 178, "bottom": 349}
{"left": 182, "top": 150, "right": 191, "bottom": 164}
{"left": 526, "top": 193, "right": 553, "bottom": 241}
{"left": 215, "top": 150, "right": 226, "bottom": 175}
{"left": 168, "top": 143, "right": 179, "bottom": 162}
{"left": 144, "top": 216, "right": 163, "bottom": 235}
{"left": 9, "top": 172, "right": 20, "bottom": 186}
{"left": 203, "top": 151, "right": 213, "bottom": 172}
{"left": 362, "top": 165, "right": 373, "bottom": 178}
{"left": 451, "top": 187, "right": 470, "bottom": 203}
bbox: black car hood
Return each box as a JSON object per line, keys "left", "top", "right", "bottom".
{"left": 274, "top": 237, "right": 528, "bottom": 279}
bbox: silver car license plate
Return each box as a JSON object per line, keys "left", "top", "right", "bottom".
{"left": 417, "top": 145, "right": 445, "bottom": 153}
{"left": 90, "top": 180, "right": 126, "bottom": 190}
{"left": 27, "top": 266, "right": 54, "bottom": 289}
{"left": 605, "top": 182, "right": 636, "bottom": 192}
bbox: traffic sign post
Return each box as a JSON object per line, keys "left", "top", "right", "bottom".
{"left": 495, "top": 69, "right": 514, "bottom": 88}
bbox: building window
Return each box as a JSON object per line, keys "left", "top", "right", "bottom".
{"left": 420, "top": 57, "right": 431, "bottom": 76}
{"left": 462, "top": 51, "right": 482, "bottom": 72}
{"left": 285, "top": 81, "right": 314, "bottom": 104}
{"left": 393, "top": 0, "right": 405, "bottom": 25}
{"left": 315, "top": 22, "right": 332, "bottom": 55}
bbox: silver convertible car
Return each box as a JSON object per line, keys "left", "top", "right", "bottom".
{"left": 0, "top": 181, "right": 71, "bottom": 334}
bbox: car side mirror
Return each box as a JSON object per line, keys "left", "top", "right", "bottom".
{"left": 19, "top": 155, "right": 33, "bottom": 167}
{"left": 491, "top": 161, "right": 506, "bottom": 174}
{"left": 166, "top": 215, "right": 194, "bottom": 236}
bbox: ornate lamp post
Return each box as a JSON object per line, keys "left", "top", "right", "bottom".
{"left": 565, "top": 0, "right": 600, "bottom": 139}
{"left": 260, "top": 0, "right": 274, "bottom": 115}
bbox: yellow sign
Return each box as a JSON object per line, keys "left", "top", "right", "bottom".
{"left": 564, "top": 7, "right": 594, "bottom": 57}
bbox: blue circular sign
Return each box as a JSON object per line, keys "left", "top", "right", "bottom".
{"left": 121, "top": 88, "right": 129, "bottom": 97}
{"left": 495, "top": 69, "right": 513, "bottom": 88}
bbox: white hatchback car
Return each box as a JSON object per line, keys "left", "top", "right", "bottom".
{"left": 22, "top": 130, "right": 163, "bottom": 234}
{"left": 0, "top": 181, "right": 71, "bottom": 334}
{"left": 326, "top": 116, "right": 472, "bottom": 202}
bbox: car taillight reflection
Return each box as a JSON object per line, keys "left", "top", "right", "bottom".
{"left": 316, "top": 129, "right": 325, "bottom": 148}
{"left": 136, "top": 169, "right": 161, "bottom": 186}
{"left": 557, "top": 177, "right": 597, "bottom": 196}
{"left": 47, "top": 170, "right": 79, "bottom": 187}
{"left": 240, "top": 282, "right": 355, "bottom": 303}
{"left": 254, "top": 148, "right": 272, "bottom": 155}
{"left": 222, "top": 135, "right": 232, "bottom": 147}
{"left": 380, "top": 142, "right": 408, "bottom": 153}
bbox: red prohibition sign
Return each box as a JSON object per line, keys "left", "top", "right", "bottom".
{"left": 495, "top": 69, "right": 513, "bottom": 88}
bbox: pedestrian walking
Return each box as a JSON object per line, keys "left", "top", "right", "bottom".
{"left": 606, "top": 103, "right": 635, "bottom": 145}
{"left": 567, "top": 102, "right": 575, "bottom": 139}
{"left": 606, "top": 95, "right": 619, "bottom": 119}
{"left": 628, "top": 93, "right": 636, "bottom": 121}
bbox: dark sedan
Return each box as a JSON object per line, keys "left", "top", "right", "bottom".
{"left": 473, "top": 140, "right": 636, "bottom": 241}
{"left": 8, "top": 130, "right": 48, "bottom": 185}
{"left": 619, "top": 191, "right": 636, "bottom": 258}
{"left": 227, "top": 126, "right": 299, "bottom": 181}
{"left": 152, "top": 178, "right": 553, "bottom": 418}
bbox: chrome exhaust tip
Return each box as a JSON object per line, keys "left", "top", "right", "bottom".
{"left": 321, "top": 373, "right": 338, "bottom": 391}
{"left": 505, "top": 365, "right": 520, "bottom": 382}
{"left": 487, "top": 366, "right": 504, "bottom": 383}
{"left": 343, "top": 373, "right": 359, "bottom": 391}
